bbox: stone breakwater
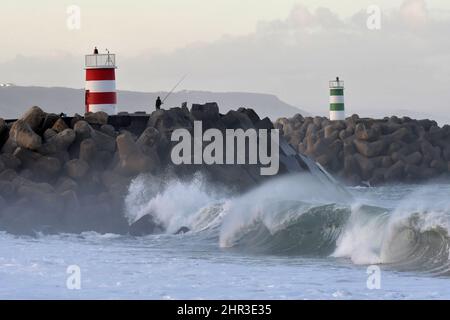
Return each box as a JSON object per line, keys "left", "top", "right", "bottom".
{"left": 2, "top": 103, "right": 448, "bottom": 235}
{"left": 275, "top": 114, "right": 450, "bottom": 186}
{"left": 0, "top": 104, "right": 283, "bottom": 235}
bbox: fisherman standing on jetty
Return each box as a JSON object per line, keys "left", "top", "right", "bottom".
{"left": 93, "top": 46, "right": 98, "bottom": 54}
{"left": 155, "top": 75, "right": 187, "bottom": 111}
{"left": 155, "top": 96, "right": 162, "bottom": 110}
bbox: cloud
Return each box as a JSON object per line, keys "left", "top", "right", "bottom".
{"left": 400, "top": 0, "right": 429, "bottom": 27}
{"left": 1, "top": 0, "right": 450, "bottom": 123}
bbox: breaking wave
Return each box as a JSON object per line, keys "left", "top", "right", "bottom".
{"left": 125, "top": 174, "right": 450, "bottom": 275}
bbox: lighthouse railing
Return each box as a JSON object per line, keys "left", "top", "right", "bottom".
{"left": 329, "top": 80, "right": 344, "bottom": 88}
{"left": 85, "top": 54, "right": 116, "bottom": 68}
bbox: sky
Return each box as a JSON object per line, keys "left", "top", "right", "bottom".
{"left": 1, "top": 0, "right": 450, "bottom": 121}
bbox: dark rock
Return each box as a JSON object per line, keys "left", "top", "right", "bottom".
{"left": 305, "top": 123, "right": 318, "bottom": 137}
{"left": 116, "top": 132, "right": 158, "bottom": 176}
{"left": 387, "top": 127, "right": 414, "bottom": 143}
{"left": 175, "top": 226, "right": 190, "bottom": 234}
{"left": 391, "top": 151, "right": 402, "bottom": 163}
{"left": 129, "top": 214, "right": 162, "bottom": 236}
{"left": 70, "top": 113, "right": 83, "bottom": 128}
{"left": 324, "top": 125, "right": 339, "bottom": 140}
{"left": 404, "top": 151, "right": 422, "bottom": 166}
{"left": 292, "top": 113, "right": 305, "bottom": 125}
{"left": 40, "top": 113, "right": 60, "bottom": 132}
{"left": 430, "top": 159, "right": 447, "bottom": 172}
{"left": 238, "top": 108, "right": 261, "bottom": 125}
{"left": 420, "top": 167, "right": 439, "bottom": 180}
{"left": 381, "top": 156, "right": 393, "bottom": 168}
{"left": 274, "top": 117, "right": 289, "bottom": 135}
{"left": 442, "top": 146, "right": 450, "bottom": 162}
{"left": 13, "top": 147, "right": 42, "bottom": 167}
{"left": 65, "top": 159, "right": 90, "bottom": 180}
{"left": 203, "top": 164, "right": 257, "bottom": 192}
{"left": 79, "top": 138, "right": 97, "bottom": 163}
{"left": 85, "top": 111, "right": 109, "bottom": 125}
{"left": 52, "top": 118, "right": 69, "bottom": 133}
{"left": 0, "top": 118, "right": 8, "bottom": 149}
{"left": 19, "top": 168, "right": 34, "bottom": 180}
{"left": 20, "top": 106, "right": 46, "bottom": 132}
{"left": 355, "top": 123, "right": 369, "bottom": 140}
{"left": 387, "top": 141, "right": 405, "bottom": 154}
{"left": 148, "top": 108, "right": 193, "bottom": 137}
{"left": 9, "top": 120, "right": 42, "bottom": 150}
{"left": 369, "top": 168, "right": 386, "bottom": 186}
{"left": 418, "top": 119, "right": 438, "bottom": 131}
{"left": 420, "top": 140, "right": 441, "bottom": 162}
{"left": 136, "top": 127, "right": 160, "bottom": 151}
{"left": 43, "top": 128, "right": 57, "bottom": 141}
{"left": 0, "top": 169, "right": 18, "bottom": 181}
{"left": 384, "top": 160, "right": 405, "bottom": 181}
{"left": 343, "top": 138, "right": 356, "bottom": 155}
{"left": 73, "top": 120, "right": 92, "bottom": 141}
{"left": 0, "top": 180, "right": 15, "bottom": 199}
{"left": 0, "top": 153, "right": 21, "bottom": 170}
{"left": 56, "top": 176, "right": 78, "bottom": 193}
{"left": 347, "top": 173, "right": 362, "bottom": 186}
{"left": 221, "top": 110, "right": 254, "bottom": 130}
{"left": 100, "top": 124, "right": 116, "bottom": 137}
{"left": 427, "top": 125, "right": 445, "bottom": 141}
{"left": 191, "top": 103, "right": 220, "bottom": 122}
{"left": 16, "top": 183, "right": 53, "bottom": 200}
{"left": 354, "top": 154, "right": 375, "bottom": 181}
{"left": 323, "top": 125, "right": 339, "bottom": 140}
{"left": 344, "top": 155, "right": 358, "bottom": 177}
{"left": 101, "top": 170, "right": 132, "bottom": 196}
{"left": 91, "top": 129, "right": 116, "bottom": 153}
{"left": 256, "top": 117, "right": 274, "bottom": 130}
{"left": 60, "top": 189, "right": 80, "bottom": 211}
{"left": 353, "top": 139, "right": 386, "bottom": 158}
{"left": 313, "top": 117, "right": 323, "bottom": 128}
{"left": 404, "top": 164, "right": 421, "bottom": 180}
{"left": 39, "top": 128, "right": 76, "bottom": 154}
{"left": 31, "top": 156, "right": 61, "bottom": 179}
{"left": 0, "top": 194, "right": 5, "bottom": 208}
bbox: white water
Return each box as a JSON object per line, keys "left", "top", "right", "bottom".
{"left": 1, "top": 174, "right": 450, "bottom": 299}
{"left": 333, "top": 186, "right": 450, "bottom": 267}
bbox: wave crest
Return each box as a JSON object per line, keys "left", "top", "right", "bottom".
{"left": 125, "top": 173, "right": 450, "bottom": 275}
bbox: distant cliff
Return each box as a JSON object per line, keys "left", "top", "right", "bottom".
{"left": 276, "top": 114, "right": 450, "bottom": 186}
{"left": 0, "top": 86, "right": 306, "bottom": 120}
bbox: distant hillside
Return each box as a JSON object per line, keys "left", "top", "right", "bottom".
{"left": 0, "top": 86, "right": 307, "bottom": 120}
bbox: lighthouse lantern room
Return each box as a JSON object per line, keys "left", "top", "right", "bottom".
{"left": 85, "top": 52, "right": 117, "bottom": 115}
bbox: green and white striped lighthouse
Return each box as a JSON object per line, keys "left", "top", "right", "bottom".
{"left": 329, "top": 77, "right": 345, "bottom": 121}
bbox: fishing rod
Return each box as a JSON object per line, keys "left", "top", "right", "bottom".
{"left": 162, "top": 74, "right": 188, "bottom": 104}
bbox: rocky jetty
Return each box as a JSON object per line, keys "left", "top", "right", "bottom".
{"left": 2, "top": 104, "right": 449, "bottom": 236}
{"left": 0, "top": 104, "right": 279, "bottom": 235}
{"left": 275, "top": 114, "right": 450, "bottom": 186}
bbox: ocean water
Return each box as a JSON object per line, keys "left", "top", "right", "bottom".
{"left": 1, "top": 174, "right": 450, "bottom": 300}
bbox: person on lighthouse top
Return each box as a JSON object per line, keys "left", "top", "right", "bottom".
{"left": 93, "top": 47, "right": 99, "bottom": 54}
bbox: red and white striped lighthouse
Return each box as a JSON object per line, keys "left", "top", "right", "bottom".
{"left": 85, "top": 51, "right": 117, "bottom": 114}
